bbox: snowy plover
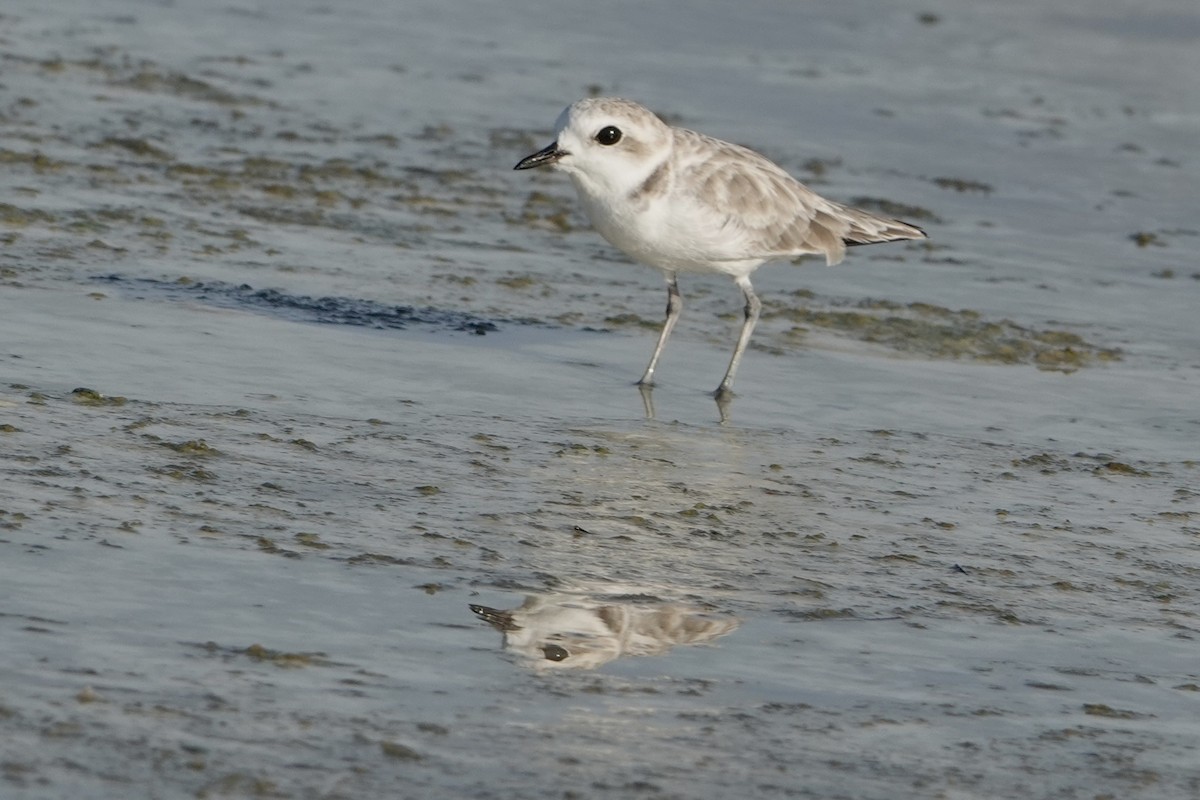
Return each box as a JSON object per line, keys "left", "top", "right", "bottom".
{"left": 515, "top": 97, "right": 927, "bottom": 398}
{"left": 471, "top": 594, "right": 739, "bottom": 670}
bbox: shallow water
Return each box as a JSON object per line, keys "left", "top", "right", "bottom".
{"left": 2, "top": 1, "right": 1198, "bottom": 798}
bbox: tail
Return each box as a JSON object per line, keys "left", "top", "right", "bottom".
{"left": 839, "top": 205, "right": 927, "bottom": 248}
{"left": 780, "top": 199, "right": 928, "bottom": 266}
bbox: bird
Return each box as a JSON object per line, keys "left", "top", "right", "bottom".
{"left": 514, "top": 97, "right": 927, "bottom": 399}
{"left": 470, "top": 594, "right": 738, "bottom": 671}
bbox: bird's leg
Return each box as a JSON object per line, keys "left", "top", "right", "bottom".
{"left": 637, "top": 382, "right": 656, "bottom": 420}
{"left": 714, "top": 275, "right": 761, "bottom": 398}
{"left": 637, "top": 273, "right": 681, "bottom": 386}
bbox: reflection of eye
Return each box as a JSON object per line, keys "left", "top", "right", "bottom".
{"left": 595, "top": 126, "right": 622, "bottom": 146}
{"left": 542, "top": 644, "right": 569, "bottom": 662}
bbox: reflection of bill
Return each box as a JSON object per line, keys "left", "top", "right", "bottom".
{"left": 470, "top": 594, "right": 739, "bottom": 670}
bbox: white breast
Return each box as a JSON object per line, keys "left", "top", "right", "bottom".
{"left": 571, "top": 173, "right": 764, "bottom": 276}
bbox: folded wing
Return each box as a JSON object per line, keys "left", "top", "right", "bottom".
{"left": 674, "top": 129, "right": 925, "bottom": 266}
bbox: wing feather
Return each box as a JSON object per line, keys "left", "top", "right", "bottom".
{"left": 672, "top": 129, "right": 924, "bottom": 266}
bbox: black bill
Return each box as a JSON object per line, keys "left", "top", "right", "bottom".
{"left": 514, "top": 142, "right": 565, "bottom": 170}
{"left": 469, "top": 603, "right": 520, "bottom": 631}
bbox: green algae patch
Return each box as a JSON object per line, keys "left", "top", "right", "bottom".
{"left": 1094, "top": 461, "right": 1151, "bottom": 477}
{"left": 604, "top": 313, "right": 661, "bottom": 330}
{"left": 294, "top": 532, "right": 330, "bottom": 549}
{"left": 149, "top": 464, "right": 217, "bottom": 482}
{"left": 932, "top": 176, "right": 993, "bottom": 193}
{"left": 256, "top": 536, "right": 300, "bottom": 558}
{"left": 764, "top": 299, "right": 1121, "bottom": 371}
{"left": 0, "top": 149, "right": 68, "bottom": 173}
{"left": 117, "top": 69, "right": 262, "bottom": 107}
{"left": 240, "top": 643, "right": 326, "bottom": 668}
{"left": 95, "top": 137, "right": 174, "bottom": 161}
{"left": 1130, "top": 231, "right": 1165, "bottom": 248}
{"left": 195, "top": 774, "right": 281, "bottom": 799}
{"left": 1082, "top": 703, "right": 1148, "bottom": 720}
{"left": 379, "top": 741, "right": 424, "bottom": 761}
{"left": 161, "top": 439, "right": 219, "bottom": 456}
{"left": 0, "top": 203, "right": 56, "bottom": 227}
{"left": 71, "top": 387, "right": 127, "bottom": 406}
{"left": 1010, "top": 452, "right": 1157, "bottom": 477}
{"left": 784, "top": 608, "right": 858, "bottom": 621}
{"left": 512, "top": 189, "right": 577, "bottom": 231}
{"left": 191, "top": 640, "right": 335, "bottom": 669}
{"left": 495, "top": 274, "right": 539, "bottom": 290}
{"left": 346, "top": 552, "right": 413, "bottom": 566}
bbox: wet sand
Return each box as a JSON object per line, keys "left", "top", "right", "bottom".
{"left": 2, "top": 1, "right": 1198, "bottom": 798}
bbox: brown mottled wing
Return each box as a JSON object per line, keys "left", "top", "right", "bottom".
{"left": 673, "top": 129, "right": 924, "bottom": 266}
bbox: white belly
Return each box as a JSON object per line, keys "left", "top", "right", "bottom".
{"left": 577, "top": 187, "right": 764, "bottom": 277}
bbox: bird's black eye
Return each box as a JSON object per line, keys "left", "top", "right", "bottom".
{"left": 542, "top": 644, "right": 569, "bottom": 662}
{"left": 595, "top": 126, "right": 622, "bottom": 146}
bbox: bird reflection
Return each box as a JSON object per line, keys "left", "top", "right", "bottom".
{"left": 469, "top": 592, "right": 739, "bottom": 670}
{"left": 637, "top": 383, "right": 733, "bottom": 423}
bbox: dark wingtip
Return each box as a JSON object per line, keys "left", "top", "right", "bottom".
{"left": 844, "top": 220, "right": 927, "bottom": 247}
{"left": 470, "top": 604, "right": 519, "bottom": 631}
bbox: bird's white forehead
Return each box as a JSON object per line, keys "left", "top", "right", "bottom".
{"left": 556, "top": 97, "right": 662, "bottom": 137}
